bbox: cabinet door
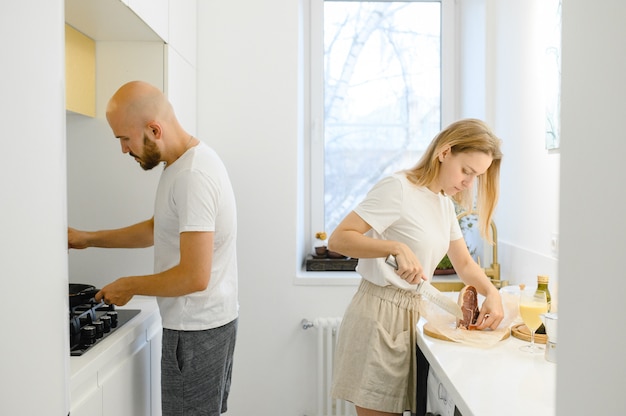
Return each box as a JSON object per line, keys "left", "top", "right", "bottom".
{"left": 168, "top": 0, "right": 197, "bottom": 66}
{"left": 70, "top": 373, "right": 103, "bottom": 416}
{"left": 165, "top": 45, "right": 197, "bottom": 133}
{"left": 102, "top": 344, "right": 151, "bottom": 416}
{"left": 426, "top": 367, "right": 456, "bottom": 416}
{"left": 128, "top": 0, "right": 169, "bottom": 41}
{"left": 149, "top": 325, "right": 163, "bottom": 416}
{"left": 65, "top": 24, "right": 96, "bottom": 117}
{"left": 71, "top": 388, "right": 103, "bottom": 416}
{"left": 96, "top": 41, "right": 165, "bottom": 118}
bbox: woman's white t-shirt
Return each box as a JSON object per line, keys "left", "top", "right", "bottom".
{"left": 353, "top": 173, "right": 463, "bottom": 290}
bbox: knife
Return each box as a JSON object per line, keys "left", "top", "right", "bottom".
{"left": 385, "top": 254, "right": 464, "bottom": 319}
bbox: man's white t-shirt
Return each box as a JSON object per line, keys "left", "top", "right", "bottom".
{"left": 153, "top": 141, "right": 238, "bottom": 330}
{"left": 354, "top": 173, "right": 463, "bottom": 290}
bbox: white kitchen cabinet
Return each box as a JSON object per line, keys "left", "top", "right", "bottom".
{"left": 168, "top": 0, "right": 197, "bottom": 67}
{"left": 95, "top": 41, "right": 166, "bottom": 116}
{"left": 164, "top": 0, "right": 197, "bottom": 133}
{"left": 65, "top": 24, "right": 96, "bottom": 116}
{"left": 101, "top": 342, "right": 151, "bottom": 416}
{"left": 128, "top": 0, "right": 169, "bottom": 42}
{"left": 65, "top": 0, "right": 197, "bottom": 125}
{"left": 149, "top": 322, "right": 163, "bottom": 415}
{"left": 70, "top": 298, "right": 162, "bottom": 416}
{"left": 165, "top": 44, "right": 197, "bottom": 133}
{"left": 70, "top": 374, "right": 103, "bottom": 416}
{"left": 426, "top": 366, "right": 457, "bottom": 416}
{"left": 65, "top": 0, "right": 161, "bottom": 42}
{"left": 71, "top": 342, "right": 154, "bottom": 416}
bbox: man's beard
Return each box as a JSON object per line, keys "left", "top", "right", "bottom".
{"left": 136, "top": 133, "right": 161, "bottom": 170}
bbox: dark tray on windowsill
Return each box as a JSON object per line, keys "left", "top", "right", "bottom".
{"left": 305, "top": 255, "right": 358, "bottom": 271}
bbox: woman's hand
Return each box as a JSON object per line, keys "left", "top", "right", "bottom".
{"left": 393, "top": 250, "right": 426, "bottom": 285}
{"left": 475, "top": 291, "right": 504, "bottom": 330}
{"left": 447, "top": 238, "right": 504, "bottom": 329}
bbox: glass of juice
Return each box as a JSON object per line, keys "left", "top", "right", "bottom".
{"left": 519, "top": 288, "right": 548, "bottom": 353}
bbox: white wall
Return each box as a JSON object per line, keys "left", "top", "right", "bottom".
{"left": 558, "top": 1, "right": 626, "bottom": 414}
{"left": 459, "top": 0, "right": 560, "bottom": 291}
{"left": 488, "top": 0, "right": 560, "bottom": 289}
{"left": 197, "top": 1, "right": 356, "bottom": 415}
{"left": 0, "top": 1, "right": 68, "bottom": 415}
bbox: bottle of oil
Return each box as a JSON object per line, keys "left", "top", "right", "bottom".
{"left": 536, "top": 274, "right": 551, "bottom": 334}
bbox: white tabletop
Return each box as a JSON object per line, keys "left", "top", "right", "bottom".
{"left": 417, "top": 317, "right": 556, "bottom": 416}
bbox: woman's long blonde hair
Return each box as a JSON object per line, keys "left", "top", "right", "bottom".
{"left": 404, "top": 118, "right": 503, "bottom": 241}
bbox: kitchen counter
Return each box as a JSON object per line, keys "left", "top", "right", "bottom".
{"left": 70, "top": 296, "right": 162, "bottom": 416}
{"left": 70, "top": 296, "right": 160, "bottom": 380}
{"left": 417, "top": 316, "right": 556, "bottom": 416}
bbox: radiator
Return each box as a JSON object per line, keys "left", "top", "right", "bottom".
{"left": 302, "top": 318, "right": 356, "bottom": 416}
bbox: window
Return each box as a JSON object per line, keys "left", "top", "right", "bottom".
{"left": 304, "top": 0, "right": 457, "bottom": 272}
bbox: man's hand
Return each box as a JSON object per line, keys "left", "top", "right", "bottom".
{"left": 68, "top": 227, "right": 90, "bottom": 249}
{"left": 95, "top": 277, "right": 134, "bottom": 307}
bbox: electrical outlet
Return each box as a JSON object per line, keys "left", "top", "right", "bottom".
{"left": 550, "top": 232, "right": 559, "bottom": 257}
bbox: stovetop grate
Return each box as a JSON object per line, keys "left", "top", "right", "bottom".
{"left": 69, "top": 303, "right": 140, "bottom": 357}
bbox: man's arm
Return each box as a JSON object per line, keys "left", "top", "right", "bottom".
{"left": 94, "top": 231, "right": 214, "bottom": 306}
{"left": 68, "top": 217, "right": 155, "bottom": 249}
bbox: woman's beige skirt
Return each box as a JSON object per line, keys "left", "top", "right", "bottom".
{"left": 331, "top": 279, "right": 421, "bottom": 414}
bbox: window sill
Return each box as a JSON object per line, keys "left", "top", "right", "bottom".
{"left": 305, "top": 255, "right": 357, "bottom": 272}
{"left": 296, "top": 257, "right": 361, "bottom": 286}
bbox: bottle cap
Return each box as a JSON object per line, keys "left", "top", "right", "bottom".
{"left": 537, "top": 275, "right": 549, "bottom": 284}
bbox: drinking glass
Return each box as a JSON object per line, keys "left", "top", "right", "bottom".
{"left": 519, "top": 288, "right": 548, "bottom": 353}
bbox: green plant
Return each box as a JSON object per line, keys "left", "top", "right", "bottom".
{"left": 437, "top": 254, "right": 453, "bottom": 270}
{"left": 437, "top": 203, "right": 478, "bottom": 270}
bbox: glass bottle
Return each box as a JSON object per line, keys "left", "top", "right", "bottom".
{"left": 536, "top": 275, "right": 551, "bottom": 334}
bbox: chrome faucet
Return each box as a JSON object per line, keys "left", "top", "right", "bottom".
{"left": 456, "top": 211, "right": 506, "bottom": 288}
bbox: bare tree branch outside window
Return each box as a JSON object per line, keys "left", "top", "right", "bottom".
{"left": 323, "top": 1, "right": 442, "bottom": 234}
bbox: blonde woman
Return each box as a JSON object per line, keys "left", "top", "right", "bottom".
{"left": 328, "top": 118, "right": 504, "bottom": 416}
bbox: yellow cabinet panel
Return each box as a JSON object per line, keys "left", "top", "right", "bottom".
{"left": 65, "top": 24, "right": 95, "bottom": 117}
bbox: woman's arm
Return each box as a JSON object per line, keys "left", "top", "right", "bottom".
{"left": 328, "top": 211, "right": 424, "bottom": 285}
{"left": 328, "top": 212, "right": 395, "bottom": 258}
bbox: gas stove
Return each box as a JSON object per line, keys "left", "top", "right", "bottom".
{"left": 69, "top": 301, "right": 140, "bottom": 356}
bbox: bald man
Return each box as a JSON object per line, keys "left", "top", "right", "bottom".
{"left": 69, "top": 81, "right": 239, "bottom": 415}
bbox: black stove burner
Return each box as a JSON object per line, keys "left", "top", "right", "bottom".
{"left": 69, "top": 301, "right": 140, "bottom": 356}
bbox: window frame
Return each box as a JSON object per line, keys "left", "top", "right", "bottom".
{"left": 298, "top": 0, "right": 458, "bottom": 282}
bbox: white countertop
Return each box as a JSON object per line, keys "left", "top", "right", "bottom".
{"left": 70, "top": 296, "right": 161, "bottom": 386}
{"left": 417, "top": 316, "right": 556, "bottom": 416}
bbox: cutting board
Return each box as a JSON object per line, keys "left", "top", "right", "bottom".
{"left": 423, "top": 322, "right": 510, "bottom": 342}
{"left": 511, "top": 323, "right": 547, "bottom": 344}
